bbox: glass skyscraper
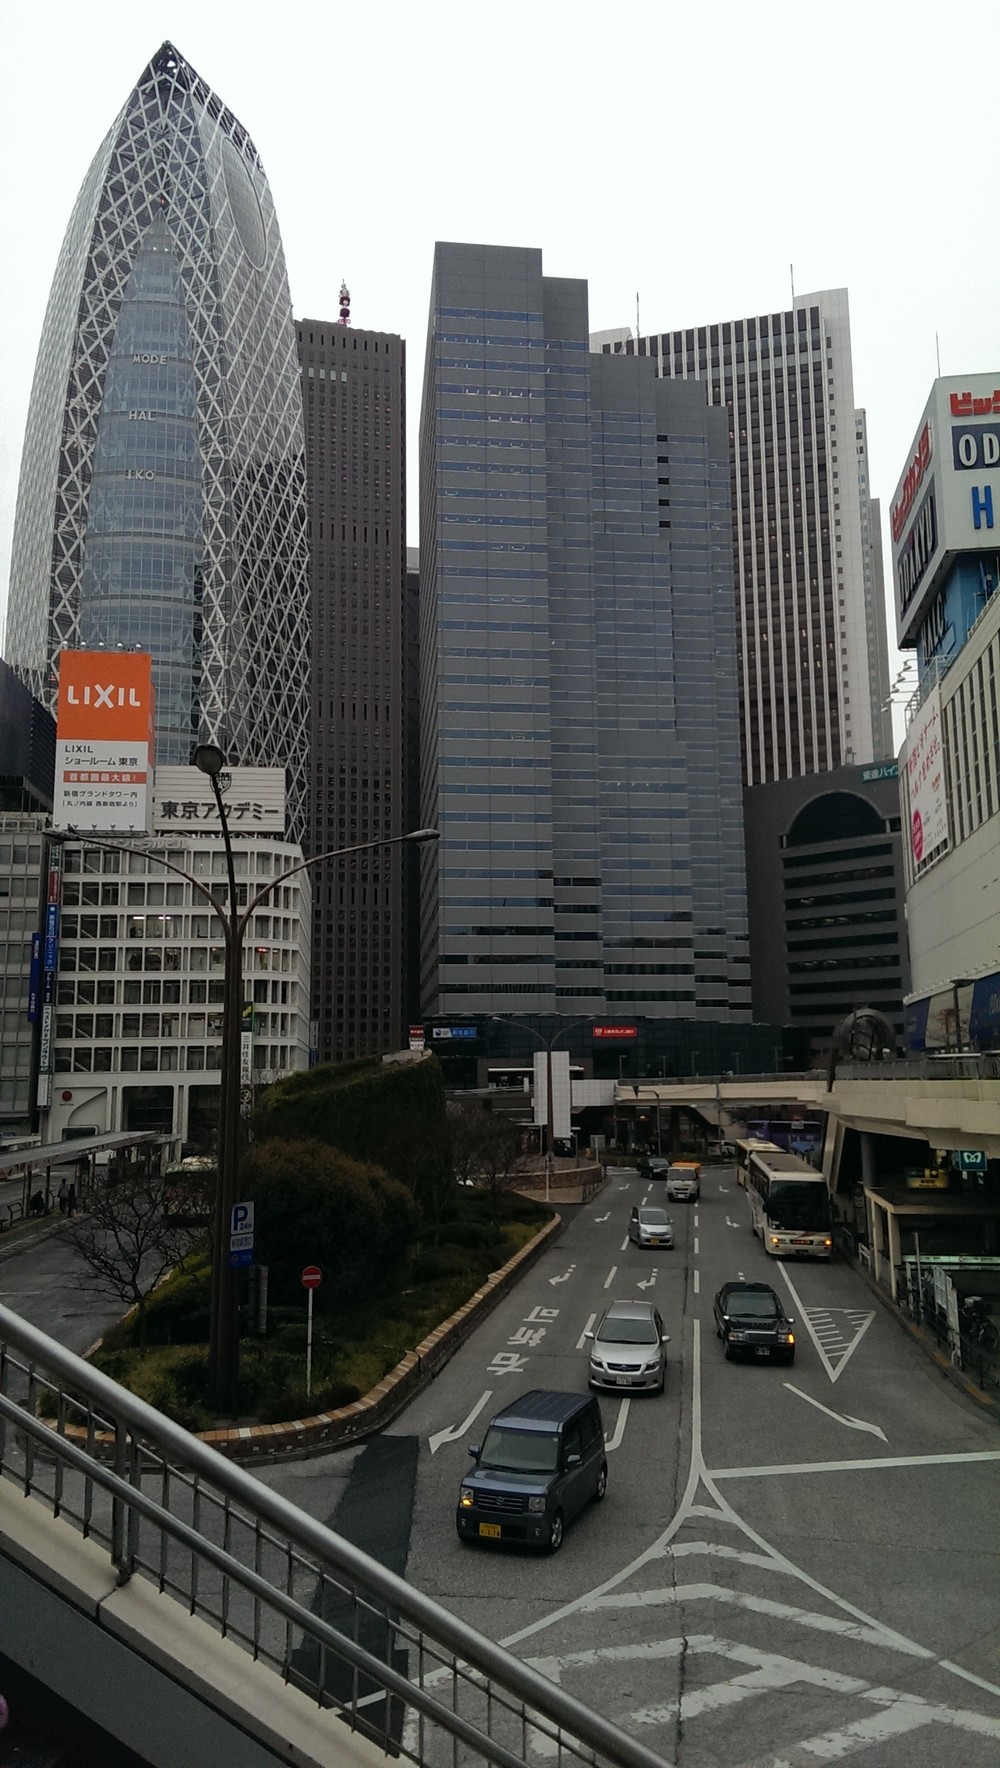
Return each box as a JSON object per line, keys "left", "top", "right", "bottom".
{"left": 419, "top": 243, "right": 750, "bottom": 1023}
{"left": 3, "top": 42, "right": 309, "bottom": 836}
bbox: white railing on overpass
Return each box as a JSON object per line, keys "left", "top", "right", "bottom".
{"left": 0, "top": 1303, "right": 667, "bottom": 1768}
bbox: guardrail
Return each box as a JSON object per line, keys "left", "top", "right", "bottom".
{"left": 0, "top": 1302, "right": 668, "bottom": 1768}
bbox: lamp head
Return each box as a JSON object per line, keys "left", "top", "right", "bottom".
{"left": 193, "top": 743, "right": 226, "bottom": 779}
{"left": 404, "top": 827, "right": 440, "bottom": 844}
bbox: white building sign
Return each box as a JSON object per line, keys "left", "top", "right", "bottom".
{"left": 152, "top": 766, "right": 285, "bottom": 833}
{"left": 902, "top": 685, "right": 949, "bottom": 870}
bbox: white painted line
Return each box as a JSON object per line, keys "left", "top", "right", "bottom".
{"left": 582, "top": 1581, "right": 931, "bottom": 1654}
{"left": 693, "top": 1270, "right": 700, "bottom": 1295}
{"left": 604, "top": 1264, "right": 617, "bottom": 1289}
{"left": 783, "top": 1383, "right": 887, "bottom": 1442}
{"left": 693, "top": 1212, "right": 699, "bottom": 1229}
{"left": 428, "top": 1388, "right": 494, "bottom": 1455}
{"left": 576, "top": 1311, "right": 597, "bottom": 1350}
{"left": 775, "top": 1265, "right": 875, "bottom": 1384}
{"left": 711, "top": 1449, "right": 1000, "bottom": 1480}
{"left": 694, "top": 1236, "right": 700, "bottom": 1255}
{"left": 604, "top": 1396, "right": 630, "bottom": 1452}
{"left": 620, "top": 1235, "right": 629, "bottom": 1252}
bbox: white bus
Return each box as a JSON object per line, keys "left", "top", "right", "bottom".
{"left": 732, "top": 1137, "right": 782, "bottom": 1189}
{"left": 747, "top": 1147, "right": 833, "bottom": 1258}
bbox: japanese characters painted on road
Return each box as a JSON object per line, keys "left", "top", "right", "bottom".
{"left": 53, "top": 650, "right": 154, "bottom": 833}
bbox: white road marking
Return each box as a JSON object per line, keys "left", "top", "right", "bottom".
{"left": 603, "top": 1397, "right": 630, "bottom": 1452}
{"left": 694, "top": 1236, "right": 700, "bottom": 1255}
{"left": 584, "top": 1579, "right": 930, "bottom": 1655}
{"left": 717, "top": 1185, "right": 729, "bottom": 1193}
{"left": 725, "top": 1216, "right": 741, "bottom": 1228}
{"left": 712, "top": 1448, "right": 1000, "bottom": 1480}
{"left": 576, "top": 1311, "right": 597, "bottom": 1350}
{"left": 694, "top": 1212, "right": 699, "bottom": 1228}
{"left": 693, "top": 1270, "right": 700, "bottom": 1294}
{"left": 428, "top": 1388, "right": 494, "bottom": 1455}
{"left": 604, "top": 1264, "right": 617, "bottom": 1289}
{"left": 776, "top": 1265, "right": 875, "bottom": 1384}
{"left": 637, "top": 1270, "right": 657, "bottom": 1291}
{"left": 620, "top": 1235, "right": 629, "bottom": 1251}
{"left": 593, "top": 1211, "right": 611, "bottom": 1223}
{"left": 549, "top": 1263, "right": 575, "bottom": 1286}
{"left": 784, "top": 1382, "right": 888, "bottom": 1443}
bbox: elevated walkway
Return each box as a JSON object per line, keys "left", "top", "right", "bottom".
{"left": 0, "top": 1303, "right": 666, "bottom": 1768}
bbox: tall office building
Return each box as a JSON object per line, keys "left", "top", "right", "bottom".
{"left": 419, "top": 242, "right": 750, "bottom": 1023}
{"left": 3, "top": 42, "right": 310, "bottom": 837}
{"left": 297, "top": 317, "right": 408, "bottom": 1061}
{"left": 598, "top": 290, "right": 893, "bottom": 783}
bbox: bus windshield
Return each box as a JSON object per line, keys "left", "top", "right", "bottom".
{"left": 767, "top": 1180, "right": 829, "bottom": 1230}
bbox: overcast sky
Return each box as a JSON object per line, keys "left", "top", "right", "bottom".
{"left": 2, "top": 0, "right": 998, "bottom": 732}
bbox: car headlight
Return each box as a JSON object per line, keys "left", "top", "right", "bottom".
{"left": 769, "top": 1235, "right": 781, "bottom": 1247}
{"left": 727, "top": 1330, "right": 745, "bottom": 1341}
{"left": 459, "top": 1488, "right": 474, "bottom": 1509}
{"left": 782, "top": 1332, "right": 795, "bottom": 1344}
{"left": 824, "top": 1237, "right": 832, "bottom": 1248}
{"left": 642, "top": 1359, "right": 661, "bottom": 1373}
{"left": 527, "top": 1496, "right": 546, "bottom": 1513}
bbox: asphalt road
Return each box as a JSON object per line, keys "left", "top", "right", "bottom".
{"left": 261, "top": 1162, "right": 1000, "bottom": 1767}
{"left": 0, "top": 1221, "right": 125, "bottom": 1354}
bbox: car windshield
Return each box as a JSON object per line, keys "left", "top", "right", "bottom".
{"left": 598, "top": 1315, "right": 658, "bottom": 1345}
{"left": 728, "top": 1292, "right": 780, "bottom": 1319}
{"left": 640, "top": 1209, "right": 670, "bottom": 1225}
{"left": 478, "top": 1426, "right": 560, "bottom": 1473}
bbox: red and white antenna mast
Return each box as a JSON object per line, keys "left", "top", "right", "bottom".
{"left": 338, "top": 280, "right": 351, "bottom": 326}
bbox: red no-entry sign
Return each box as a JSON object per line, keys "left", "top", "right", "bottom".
{"left": 301, "top": 1265, "right": 322, "bottom": 1289}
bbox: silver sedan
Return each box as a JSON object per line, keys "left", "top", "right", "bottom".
{"left": 586, "top": 1299, "right": 670, "bottom": 1393}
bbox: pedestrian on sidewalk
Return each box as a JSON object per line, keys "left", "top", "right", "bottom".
{"left": 67, "top": 1184, "right": 78, "bottom": 1217}
{"left": 57, "top": 1179, "right": 69, "bottom": 1214}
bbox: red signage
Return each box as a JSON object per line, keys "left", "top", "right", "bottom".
{"left": 593, "top": 1025, "right": 637, "bottom": 1040}
{"left": 891, "top": 421, "right": 933, "bottom": 542}
{"left": 950, "top": 389, "right": 1000, "bottom": 418}
{"left": 301, "top": 1265, "right": 322, "bottom": 1289}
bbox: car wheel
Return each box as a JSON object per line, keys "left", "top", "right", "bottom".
{"left": 594, "top": 1464, "right": 608, "bottom": 1502}
{"left": 784, "top": 1351, "right": 795, "bottom": 1366}
{"left": 547, "top": 1510, "right": 565, "bottom": 1553}
{"left": 723, "top": 1338, "right": 733, "bottom": 1361}
{"left": 657, "top": 1369, "right": 666, "bottom": 1394}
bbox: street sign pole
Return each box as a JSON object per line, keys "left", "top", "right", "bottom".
{"left": 306, "top": 1287, "right": 314, "bottom": 1400}
{"left": 300, "top": 1265, "right": 322, "bottom": 1401}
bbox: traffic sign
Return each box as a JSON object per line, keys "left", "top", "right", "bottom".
{"left": 301, "top": 1265, "right": 322, "bottom": 1289}
{"left": 230, "top": 1232, "right": 254, "bottom": 1252}
{"left": 229, "top": 1248, "right": 254, "bottom": 1268}
{"left": 231, "top": 1201, "right": 254, "bottom": 1236}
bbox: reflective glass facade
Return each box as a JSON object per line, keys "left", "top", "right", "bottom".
{"left": 4, "top": 43, "right": 309, "bottom": 837}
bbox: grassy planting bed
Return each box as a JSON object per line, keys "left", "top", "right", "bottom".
{"left": 88, "top": 1189, "right": 550, "bottom": 1432}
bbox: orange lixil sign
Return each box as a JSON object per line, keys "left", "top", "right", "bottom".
{"left": 56, "top": 651, "right": 155, "bottom": 747}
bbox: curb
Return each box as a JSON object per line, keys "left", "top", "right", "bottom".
{"left": 67, "top": 1213, "right": 567, "bottom": 1464}
{"left": 848, "top": 1251, "right": 1000, "bottom": 1420}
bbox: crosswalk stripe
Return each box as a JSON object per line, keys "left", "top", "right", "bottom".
{"left": 580, "top": 1582, "right": 932, "bottom": 1656}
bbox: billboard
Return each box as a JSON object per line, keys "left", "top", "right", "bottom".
{"left": 152, "top": 766, "right": 286, "bottom": 834}
{"left": 901, "top": 685, "right": 949, "bottom": 872}
{"left": 53, "top": 651, "right": 154, "bottom": 833}
{"left": 893, "top": 376, "right": 1000, "bottom": 646}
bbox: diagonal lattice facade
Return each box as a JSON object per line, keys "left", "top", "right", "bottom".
{"left": 3, "top": 42, "right": 310, "bottom": 839}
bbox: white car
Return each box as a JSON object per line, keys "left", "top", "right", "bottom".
{"left": 665, "top": 1164, "right": 700, "bottom": 1202}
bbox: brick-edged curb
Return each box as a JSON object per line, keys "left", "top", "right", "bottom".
{"left": 59, "top": 1212, "right": 566, "bottom": 1463}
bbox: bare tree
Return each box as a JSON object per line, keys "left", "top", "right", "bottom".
{"left": 66, "top": 1167, "right": 208, "bottom": 1352}
{"left": 448, "top": 1102, "right": 529, "bottom": 1196}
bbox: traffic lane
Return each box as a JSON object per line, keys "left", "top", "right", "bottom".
{"left": 720, "top": 1451, "right": 1000, "bottom": 1696}
{"left": 397, "top": 1193, "right": 692, "bottom": 1644}
{"left": 697, "top": 1192, "right": 996, "bottom": 1468}
{"left": 0, "top": 1228, "right": 126, "bottom": 1352}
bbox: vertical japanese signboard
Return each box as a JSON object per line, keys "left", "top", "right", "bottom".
{"left": 53, "top": 650, "right": 155, "bottom": 833}
{"left": 901, "top": 684, "right": 949, "bottom": 872}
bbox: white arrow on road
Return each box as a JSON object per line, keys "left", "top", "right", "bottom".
{"left": 637, "top": 1269, "right": 658, "bottom": 1290}
{"left": 604, "top": 1397, "right": 630, "bottom": 1452}
{"left": 550, "top": 1264, "right": 576, "bottom": 1286}
{"left": 784, "top": 1382, "right": 888, "bottom": 1442}
{"left": 593, "top": 1212, "right": 611, "bottom": 1223}
{"left": 717, "top": 1184, "right": 729, "bottom": 1192}
{"left": 725, "top": 1216, "right": 741, "bottom": 1229}
{"left": 429, "top": 1389, "right": 494, "bottom": 1455}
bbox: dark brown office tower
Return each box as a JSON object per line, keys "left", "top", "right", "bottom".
{"left": 297, "top": 318, "right": 407, "bottom": 1063}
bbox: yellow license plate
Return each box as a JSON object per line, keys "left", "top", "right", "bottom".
{"left": 478, "top": 1522, "right": 501, "bottom": 1539}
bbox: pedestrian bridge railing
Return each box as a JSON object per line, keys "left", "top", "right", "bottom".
{"left": 0, "top": 1302, "right": 665, "bottom": 1768}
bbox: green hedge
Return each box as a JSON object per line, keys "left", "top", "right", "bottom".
{"left": 252, "top": 1053, "right": 452, "bottom": 1211}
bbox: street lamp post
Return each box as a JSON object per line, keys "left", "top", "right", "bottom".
{"left": 58, "top": 789, "right": 438, "bottom": 1410}
{"left": 487, "top": 1016, "right": 587, "bottom": 1202}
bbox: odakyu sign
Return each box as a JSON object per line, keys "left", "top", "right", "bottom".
{"left": 893, "top": 374, "right": 1000, "bottom": 648}
{"left": 53, "top": 650, "right": 154, "bottom": 833}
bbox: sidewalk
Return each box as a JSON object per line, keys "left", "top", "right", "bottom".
{"left": 847, "top": 1245, "right": 1000, "bottom": 1422}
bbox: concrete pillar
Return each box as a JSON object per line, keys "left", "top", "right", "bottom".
{"left": 870, "top": 1197, "right": 885, "bottom": 1287}
{"left": 887, "top": 1208, "right": 903, "bottom": 1302}
{"left": 860, "top": 1132, "right": 879, "bottom": 1188}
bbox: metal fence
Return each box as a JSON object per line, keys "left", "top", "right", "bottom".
{"left": 0, "top": 1303, "right": 667, "bottom": 1768}
{"left": 897, "top": 1268, "right": 1000, "bottom": 1395}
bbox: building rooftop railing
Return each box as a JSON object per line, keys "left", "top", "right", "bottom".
{"left": 0, "top": 1303, "right": 667, "bottom": 1768}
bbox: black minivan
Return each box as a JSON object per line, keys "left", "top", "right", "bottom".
{"left": 456, "top": 1389, "right": 606, "bottom": 1553}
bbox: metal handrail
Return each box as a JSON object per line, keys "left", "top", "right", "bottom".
{"left": 0, "top": 1301, "right": 668, "bottom": 1768}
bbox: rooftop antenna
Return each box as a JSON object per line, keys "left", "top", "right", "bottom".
{"left": 338, "top": 280, "right": 351, "bottom": 327}
{"left": 935, "top": 330, "right": 942, "bottom": 377}
{"left": 790, "top": 263, "right": 795, "bottom": 301}
{"left": 636, "top": 291, "right": 640, "bottom": 341}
